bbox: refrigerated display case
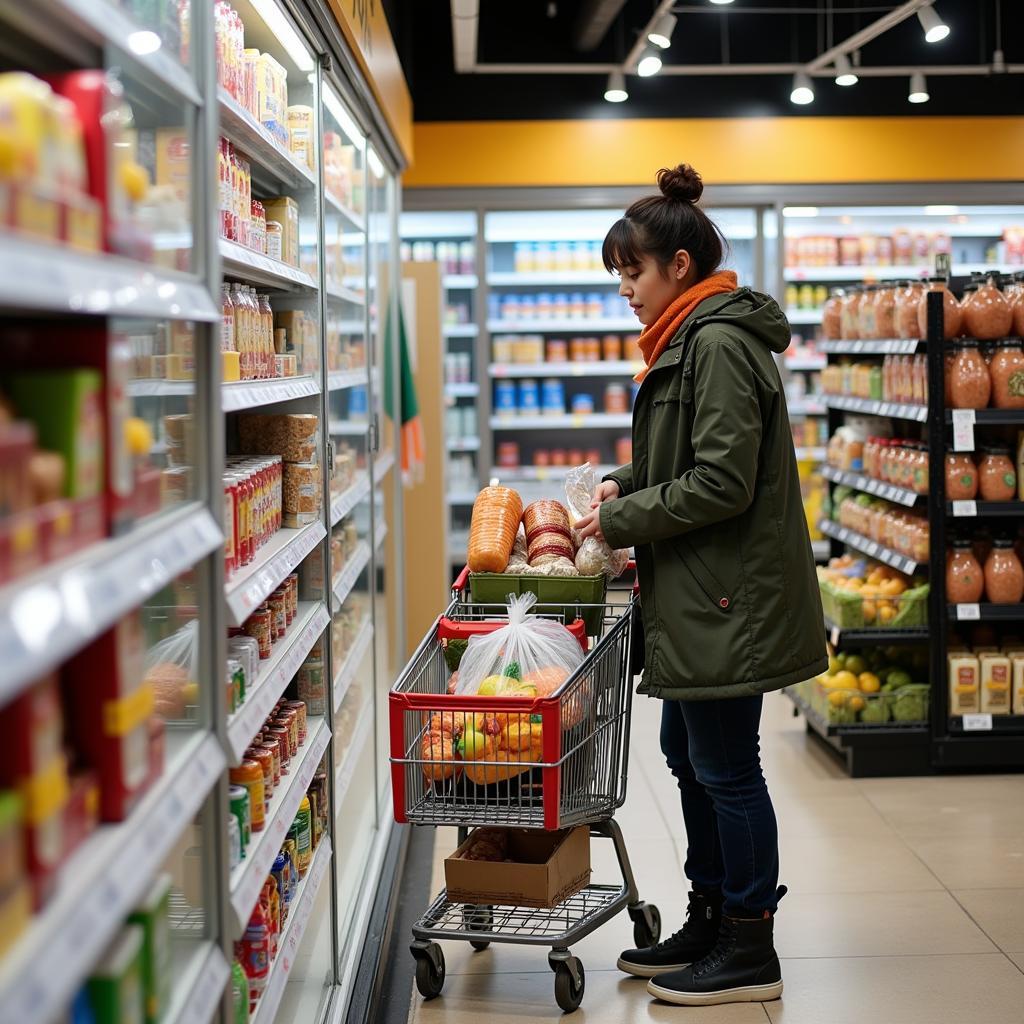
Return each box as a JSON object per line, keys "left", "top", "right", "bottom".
{"left": 0, "top": 2, "right": 407, "bottom": 1023}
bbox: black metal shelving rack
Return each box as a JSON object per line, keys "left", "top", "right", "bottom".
{"left": 796, "top": 289, "right": 1024, "bottom": 775}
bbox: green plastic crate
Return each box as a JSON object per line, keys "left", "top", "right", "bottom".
{"left": 468, "top": 572, "right": 607, "bottom": 635}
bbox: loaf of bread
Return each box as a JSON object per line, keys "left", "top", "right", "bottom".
{"left": 468, "top": 486, "right": 523, "bottom": 573}
{"left": 523, "top": 499, "right": 574, "bottom": 567}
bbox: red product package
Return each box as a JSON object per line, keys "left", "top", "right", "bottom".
{"left": 63, "top": 612, "right": 154, "bottom": 822}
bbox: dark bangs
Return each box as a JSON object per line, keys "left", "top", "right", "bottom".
{"left": 602, "top": 217, "right": 645, "bottom": 275}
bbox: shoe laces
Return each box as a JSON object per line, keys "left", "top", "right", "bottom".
{"left": 649, "top": 893, "right": 713, "bottom": 953}
{"left": 692, "top": 916, "right": 738, "bottom": 977}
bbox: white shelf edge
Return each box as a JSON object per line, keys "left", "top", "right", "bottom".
{"left": 492, "top": 463, "right": 618, "bottom": 482}
{"left": 0, "top": 504, "right": 222, "bottom": 706}
{"left": 487, "top": 270, "right": 615, "bottom": 286}
{"left": 332, "top": 618, "right": 374, "bottom": 716}
{"left": 375, "top": 449, "right": 396, "bottom": 480}
{"left": 488, "top": 318, "right": 637, "bottom": 333}
{"left": 374, "top": 518, "right": 388, "bottom": 552}
{"left": 327, "top": 282, "right": 367, "bottom": 305}
{"left": 446, "top": 438, "right": 480, "bottom": 452}
{"left": 444, "top": 274, "right": 478, "bottom": 289}
{"left": 225, "top": 602, "right": 330, "bottom": 764}
{"left": 327, "top": 368, "right": 370, "bottom": 392}
{"left": 489, "top": 361, "right": 642, "bottom": 378}
{"left": 443, "top": 324, "right": 479, "bottom": 338}
{"left": 0, "top": 232, "right": 218, "bottom": 321}
{"left": 325, "top": 191, "right": 366, "bottom": 233}
{"left": 817, "top": 519, "right": 922, "bottom": 576}
{"left": 224, "top": 521, "right": 327, "bottom": 627}
{"left": 332, "top": 542, "right": 371, "bottom": 609}
{"left": 219, "top": 238, "right": 317, "bottom": 291}
{"left": 329, "top": 419, "right": 371, "bottom": 437}
{"left": 331, "top": 473, "right": 372, "bottom": 527}
{"left": 490, "top": 414, "right": 633, "bottom": 430}
{"left": 165, "top": 943, "right": 230, "bottom": 1024}
{"left": 250, "top": 836, "right": 333, "bottom": 1024}
{"left": 447, "top": 492, "right": 478, "bottom": 505}
{"left": 785, "top": 262, "right": 1022, "bottom": 282}
{"left": 222, "top": 376, "right": 320, "bottom": 412}
{"left": 0, "top": 733, "right": 225, "bottom": 1024}
{"left": 229, "top": 718, "right": 331, "bottom": 935}
{"left": 445, "top": 382, "right": 480, "bottom": 398}
{"left": 794, "top": 447, "right": 827, "bottom": 461}
{"left": 334, "top": 703, "right": 373, "bottom": 814}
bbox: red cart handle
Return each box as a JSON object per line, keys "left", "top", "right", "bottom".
{"left": 452, "top": 565, "right": 471, "bottom": 594}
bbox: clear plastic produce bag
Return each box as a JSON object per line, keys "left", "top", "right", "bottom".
{"left": 565, "top": 463, "right": 630, "bottom": 578}
{"left": 143, "top": 619, "right": 200, "bottom": 722}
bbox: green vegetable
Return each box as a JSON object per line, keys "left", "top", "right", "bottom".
{"left": 891, "top": 685, "right": 929, "bottom": 722}
{"left": 443, "top": 639, "right": 468, "bottom": 672}
{"left": 505, "top": 661, "right": 522, "bottom": 681}
{"left": 859, "top": 700, "right": 890, "bottom": 724}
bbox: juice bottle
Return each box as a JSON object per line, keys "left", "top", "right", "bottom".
{"left": 221, "top": 283, "right": 236, "bottom": 353}
{"left": 240, "top": 899, "right": 270, "bottom": 1010}
{"left": 259, "top": 292, "right": 274, "bottom": 377}
{"left": 294, "top": 795, "right": 312, "bottom": 874}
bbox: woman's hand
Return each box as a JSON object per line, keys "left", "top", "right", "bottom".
{"left": 576, "top": 507, "right": 606, "bottom": 542}
{"left": 590, "top": 480, "right": 621, "bottom": 509}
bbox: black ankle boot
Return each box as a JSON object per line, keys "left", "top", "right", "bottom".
{"left": 646, "top": 887, "right": 787, "bottom": 1005}
{"left": 616, "top": 889, "right": 722, "bottom": 979}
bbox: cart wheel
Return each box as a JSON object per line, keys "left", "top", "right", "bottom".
{"left": 464, "top": 904, "right": 493, "bottom": 950}
{"left": 470, "top": 939, "right": 490, "bottom": 951}
{"left": 413, "top": 944, "right": 445, "bottom": 1000}
{"left": 631, "top": 903, "right": 662, "bottom": 948}
{"left": 554, "top": 958, "right": 585, "bottom": 1013}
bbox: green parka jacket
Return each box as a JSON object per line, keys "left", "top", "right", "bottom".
{"left": 599, "top": 287, "right": 827, "bottom": 700}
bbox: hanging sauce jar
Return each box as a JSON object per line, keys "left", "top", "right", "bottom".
{"left": 964, "top": 273, "right": 1013, "bottom": 341}
{"left": 978, "top": 445, "right": 1017, "bottom": 501}
{"left": 945, "top": 453, "right": 978, "bottom": 500}
{"left": 949, "top": 340, "right": 992, "bottom": 409}
{"left": 989, "top": 339, "right": 1024, "bottom": 409}
{"left": 947, "top": 538, "right": 985, "bottom": 604}
{"left": 917, "top": 277, "right": 962, "bottom": 340}
{"left": 984, "top": 538, "right": 1024, "bottom": 604}
{"left": 895, "top": 281, "right": 924, "bottom": 340}
{"left": 874, "top": 284, "right": 897, "bottom": 340}
{"left": 822, "top": 289, "right": 843, "bottom": 340}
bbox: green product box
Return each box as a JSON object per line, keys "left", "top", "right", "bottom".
{"left": 128, "top": 873, "right": 172, "bottom": 1024}
{"left": 6, "top": 369, "right": 104, "bottom": 499}
{"left": 468, "top": 572, "right": 607, "bottom": 635}
{"left": 88, "top": 923, "right": 146, "bottom": 1024}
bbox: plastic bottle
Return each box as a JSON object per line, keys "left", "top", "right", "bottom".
{"left": 294, "top": 795, "right": 313, "bottom": 874}
{"left": 231, "top": 960, "right": 250, "bottom": 1024}
{"left": 259, "top": 292, "right": 275, "bottom": 378}
{"left": 221, "top": 283, "right": 236, "bottom": 354}
{"left": 240, "top": 900, "right": 270, "bottom": 1011}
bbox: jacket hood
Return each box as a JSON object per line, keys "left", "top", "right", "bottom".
{"left": 675, "top": 287, "right": 792, "bottom": 354}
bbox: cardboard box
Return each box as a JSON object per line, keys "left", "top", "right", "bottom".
{"left": 263, "top": 196, "right": 299, "bottom": 268}
{"left": 445, "top": 826, "right": 591, "bottom": 909}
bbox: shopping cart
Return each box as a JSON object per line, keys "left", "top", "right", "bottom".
{"left": 389, "top": 569, "right": 660, "bottom": 1013}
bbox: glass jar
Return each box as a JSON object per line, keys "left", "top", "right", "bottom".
{"left": 989, "top": 339, "right": 1024, "bottom": 409}
{"left": 840, "top": 288, "right": 862, "bottom": 340}
{"left": 858, "top": 285, "right": 878, "bottom": 340}
{"left": 978, "top": 446, "right": 1017, "bottom": 501}
{"left": 964, "top": 274, "right": 1013, "bottom": 341}
{"left": 917, "top": 278, "right": 962, "bottom": 341}
{"left": 822, "top": 290, "right": 843, "bottom": 339}
{"left": 911, "top": 354, "right": 927, "bottom": 406}
{"left": 879, "top": 440, "right": 895, "bottom": 483}
{"left": 945, "top": 454, "right": 978, "bottom": 500}
{"left": 947, "top": 539, "right": 985, "bottom": 604}
{"left": 874, "top": 285, "right": 896, "bottom": 339}
{"left": 899, "top": 354, "right": 914, "bottom": 404}
{"left": 911, "top": 442, "right": 929, "bottom": 495}
{"left": 984, "top": 538, "right": 1024, "bottom": 604}
{"left": 894, "top": 281, "right": 920, "bottom": 340}
{"left": 949, "top": 341, "right": 992, "bottom": 409}
{"left": 910, "top": 516, "right": 930, "bottom": 564}
{"left": 890, "top": 442, "right": 910, "bottom": 489}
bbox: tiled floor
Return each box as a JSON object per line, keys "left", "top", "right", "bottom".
{"left": 404, "top": 691, "right": 1024, "bottom": 1023}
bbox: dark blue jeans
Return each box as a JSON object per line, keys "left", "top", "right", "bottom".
{"left": 659, "top": 695, "right": 780, "bottom": 917}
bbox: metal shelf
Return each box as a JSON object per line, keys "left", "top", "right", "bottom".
{"left": 795, "top": 446, "right": 827, "bottom": 461}
{"left": 820, "top": 338, "right": 924, "bottom": 355}
{"left": 812, "top": 539, "right": 832, "bottom": 561}
{"left": 948, "top": 603, "right": 1024, "bottom": 622}
{"left": 223, "top": 376, "right": 320, "bottom": 411}
{"left": 375, "top": 449, "right": 396, "bottom": 480}
{"left": 493, "top": 464, "right": 618, "bottom": 482}
{"left": 0, "top": 733, "right": 225, "bottom": 1024}
{"left": 944, "top": 408, "right": 1024, "bottom": 425}
{"left": 328, "top": 368, "right": 370, "bottom": 391}
{"left": 223, "top": 521, "right": 327, "bottom": 627}
{"left": 332, "top": 542, "right": 371, "bottom": 610}
{"left": 788, "top": 398, "right": 828, "bottom": 416}
{"left": 333, "top": 617, "right": 374, "bottom": 715}
{"left": 445, "top": 382, "right": 480, "bottom": 398}
{"left": 444, "top": 324, "right": 479, "bottom": 338}
{"left": 219, "top": 238, "right": 317, "bottom": 291}
{"left": 817, "top": 519, "right": 923, "bottom": 575}
{"left": 0, "top": 233, "right": 218, "bottom": 320}
{"left": 489, "top": 361, "right": 641, "bottom": 378}
{"left": 447, "top": 492, "right": 478, "bottom": 506}
{"left": 331, "top": 473, "right": 372, "bottom": 527}
{"left": 327, "top": 281, "right": 366, "bottom": 305}
{"left": 785, "top": 356, "right": 828, "bottom": 371}
{"left": 164, "top": 943, "right": 229, "bottom": 1024}
{"left": 229, "top": 718, "right": 331, "bottom": 935}
{"left": 444, "top": 274, "right": 478, "bottom": 289}
{"left": 785, "top": 263, "right": 1019, "bottom": 282}
{"left": 225, "top": 601, "right": 330, "bottom": 764}
{"left": 786, "top": 308, "right": 823, "bottom": 324}
{"left": 946, "top": 500, "right": 1024, "bottom": 518}
{"left": 325, "top": 190, "right": 366, "bottom": 233}
{"left": 250, "top": 836, "right": 333, "bottom": 1024}
{"left": 487, "top": 270, "right": 613, "bottom": 286}
{"left": 488, "top": 318, "right": 637, "bottom": 333}
{"left": 0, "top": 504, "right": 221, "bottom": 706}
{"left": 491, "top": 413, "right": 633, "bottom": 430}
{"left": 821, "top": 464, "right": 922, "bottom": 508}
{"left": 218, "top": 89, "right": 316, "bottom": 191}
{"left": 946, "top": 714, "right": 1024, "bottom": 735}
{"left": 824, "top": 616, "right": 929, "bottom": 648}
{"left": 334, "top": 703, "right": 373, "bottom": 814}
{"left": 447, "top": 437, "right": 481, "bottom": 452}
{"left": 823, "top": 394, "right": 929, "bottom": 422}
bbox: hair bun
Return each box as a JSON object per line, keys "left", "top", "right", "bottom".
{"left": 657, "top": 164, "right": 703, "bottom": 204}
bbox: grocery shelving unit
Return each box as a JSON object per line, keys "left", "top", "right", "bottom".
{"left": 0, "top": 2, "right": 407, "bottom": 1023}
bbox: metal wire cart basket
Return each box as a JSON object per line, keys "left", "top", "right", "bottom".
{"left": 388, "top": 573, "right": 659, "bottom": 1013}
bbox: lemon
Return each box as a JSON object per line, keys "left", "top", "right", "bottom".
{"left": 858, "top": 672, "right": 881, "bottom": 694}
{"left": 844, "top": 656, "right": 867, "bottom": 676}
{"left": 848, "top": 695, "right": 866, "bottom": 713}
{"left": 828, "top": 690, "right": 847, "bottom": 708}
{"left": 830, "top": 670, "right": 859, "bottom": 690}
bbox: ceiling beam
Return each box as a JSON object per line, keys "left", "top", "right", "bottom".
{"left": 805, "top": 0, "right": 932, "bottom": 73}
{"left": 571, "top": 0, "right": 628, "bottom": 52}
{"left": 465, "top": 62, "right": 1020, "bottom": 78}
{"left": 624, "top": 0, "right": 676, "bottom": 71}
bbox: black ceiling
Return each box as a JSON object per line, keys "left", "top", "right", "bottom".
{"left": 382, "top": 1, "right": 1024, "bottom": 121}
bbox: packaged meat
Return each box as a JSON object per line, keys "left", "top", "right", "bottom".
{"left": 523, "top": 499, "right": 574, "bottom": 567}
{"left": 467, "top": 485, "right": 523, "bottom": 573}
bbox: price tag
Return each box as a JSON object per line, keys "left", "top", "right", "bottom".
{"left": 962, "top": 713, "right": 993, "bottom": 731}
{"left": 853, "top": 340, "right": 864, "bottom": 353}
{"left": 830, "top": 625, "right": 841, "bottom": 646}
{"left": 956, "top": 603, "right": 981, "bottom": 620}
{"left": 866, "top": 542, "right": 879, "bottom": 557}
{"left": 952, "top": 500, "right": 978, "bottom": 517}
{"left": 951, "top": 409, "right": 976, "bottom": 452}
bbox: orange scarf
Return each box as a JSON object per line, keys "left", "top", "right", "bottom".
{"left": 634, "top": 270, "right": 738, "bottom": 383}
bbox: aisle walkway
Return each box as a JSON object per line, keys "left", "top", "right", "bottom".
{"left": 407, "top": 691, "right": 1024, "bottom": 1023}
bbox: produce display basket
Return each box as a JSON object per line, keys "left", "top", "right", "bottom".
{"left": 797, "top": 677, "right": 931, "bottom": 726}
{"left": 818, "top": 577, "right": 929, "bottom": 630}
{"left": 465, "top": 571, "right": 608, "bottom": 636}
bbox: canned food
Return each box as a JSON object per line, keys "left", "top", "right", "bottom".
{"left": 602, "top": 335, "right": 621, "bottom": 361}
{"left": 546, "top": 339, "right": 568, "bottom": 363}
{"left": 497, "top": 441, "right": 520, "bottom": 468}
{"left": 266, "top": 726, "right": 291, "bottom": 773}
{"left": 229, "top": 784, "right": 251, "bottom": 849}
{"left": 268, "top": 590, "right": 287, "bottom": 640}
{"left": 245, "top": 605, "right": 273, "bottom": 659}
{"left": 229, "top": 760, "right": 265, "bottom": 830}
{"left": 282, "top": 700, "right": 307, "bottom": 744}
{"left": 604, "top": 383, "right": 629, "bottom": 414}
{"left": 245, "top": 745, "right": 274, "bottom": 801}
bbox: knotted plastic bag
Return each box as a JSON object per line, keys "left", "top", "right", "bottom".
{"left": 143, "top": 619, "right": 200, "bottom": 721}
{"left": 565, "top": 463, "right": 630, "bottom": 578}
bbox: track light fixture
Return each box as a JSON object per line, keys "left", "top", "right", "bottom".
{"left": 648, "top": 13, "right": 677, "bottom": 50}
{"left": 908, "top": 72, "right": 930, "bottom": 103}
{"left": 604, "top": 70, "right": 628, "bottom": 102}
{"left": 834, "top": 53, "right": 858, "bottom": 87}
{"left": 637, "top": 46, "right": 663, "bottom": 77}
{"left": 790, "top": 72, "right": 814, "bottom": 105}
{"left": 917, "top": 3, "right": 950, "bottom": 43}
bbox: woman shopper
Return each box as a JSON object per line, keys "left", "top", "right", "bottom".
{"left": 576, "top": 164, "right": 826, "bottom": 1008}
